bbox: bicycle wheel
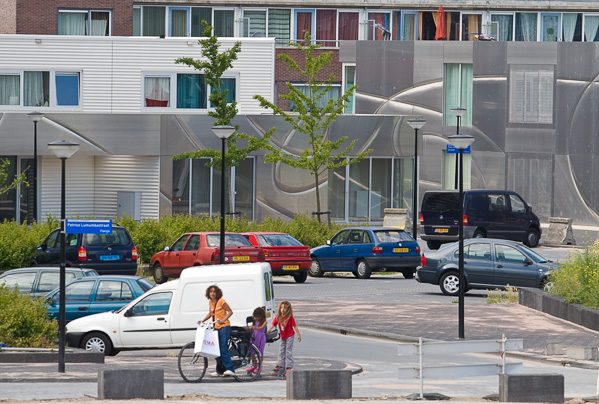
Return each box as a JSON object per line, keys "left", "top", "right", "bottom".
{"left": 178, "top": 341, "right": 208, "bottom": 383}
{"left": 231, "top": 342, "right": 262, "bottom": 382}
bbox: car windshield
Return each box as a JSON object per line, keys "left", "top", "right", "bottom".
{"left": 524, "top": 248, "right": 548, "bottom": 263}
{"left": 373, "top": 230, "right": 414, "bottom": 243}
{"left": 257, "top": 234, "right": 303, "bottom": 247}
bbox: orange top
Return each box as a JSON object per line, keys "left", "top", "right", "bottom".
{"left": 209, "top": 298, "right": 230, "bottom": 329}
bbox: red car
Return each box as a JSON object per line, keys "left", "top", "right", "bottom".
{"left": 241, "top": 232, "right": 311, "bottom": 283}
{"left": 150, "top": 232, "right": 265, "bottom": 284}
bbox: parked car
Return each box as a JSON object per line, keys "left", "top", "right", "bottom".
{"left": 419, "top": 189, "right": 542, "bottom": 250}
{"left": 242, "top": 232, "right": 311, "bottom": 283}
{"left": 150, "top": 232, "right": 265, "bottom": 284}
{"left": 309, "top": 227, "right": 421, "bottom": 279}
{"left": 66, "top": 263, "right": 276, "bottom": 355}
{"left": 45, "top": 275, "right": 154, "bottom": 322}
{"left": 416, "top": 238, "right": 556, "bottom": 296}
{"left": 0, "top": 267, "right": 98, "bottom": 298}
{"left": 31, "top": 225, "right": 138, "bottom": 275}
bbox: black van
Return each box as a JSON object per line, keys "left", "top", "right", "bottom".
{"left": 419, "top": 190, "right": 541, "bottom": 250}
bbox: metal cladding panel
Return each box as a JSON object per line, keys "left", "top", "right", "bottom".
{"left": 413, "top": 42, "right": 444, "bottom": 86}
{"left": 94, "top": 156, "right": 160, "bottom": 219}
{"left": 40, "top": 156, "right": 96, "bottom": 220}
{"left": 507, "top": 42, "right": 558, "bottom": 65}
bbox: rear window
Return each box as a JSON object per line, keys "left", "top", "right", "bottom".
{"left": 83, "top": 229, "right": 132, "bottom": 247}
{"left": 421, "top": 192, "right": 460, "bottom": 211}
{"left": 137, "top": 278, "right": 155, "bottom": 292}
{"left": 373, "top": 230, "right": 414, "bottom": 243}
{"left": 206, "top": 233, "right": 253, "bottom": 247}
{"left": 257, "top": 234, "right": 303, "bottom": 247}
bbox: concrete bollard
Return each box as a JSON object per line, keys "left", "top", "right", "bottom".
{"left": 544, "top": 217, "right": 576, "bottom": 245}
{"left": 545, "top": 341, "right": 563, "bottom": 356}
{"left": 499, "top": 374, "right": 564, "bottom": 403}
{"left": 383, "top": 208, "right": 408, "bottom": 231}
{"left": 287, "top": 369, "right": 352, "bottom": 399}
{"left": 98, "top": 369, "right": 164, "bottom": 399}
{"left": 567, "top": 346, "right": 599, "bottom": 360}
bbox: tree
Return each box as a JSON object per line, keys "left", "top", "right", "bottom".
{"left": 172, "top": 22, "right": 271, "bottom": 213}
{"left": 0, "top": 159, "right": 27, "bottom": 196}
{"left": 253, "top": 32, "right": 371, "bottom": 221}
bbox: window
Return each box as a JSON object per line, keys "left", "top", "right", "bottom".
{"left": 399, "top": 11, "right": 418, "bottom": 40}
{"left": 131, "top": 292, "right": 172, "bottom": 316}
{"left": 144, "top": 76, "right": 170, "bottom": 107}
{"left": 316, "top": 9, "right": 336, "bottom": 46}
{"left": 211, "top": 78, "right": 236, "bottom": 106}
{"left": 0, "top": 71, "right": 79, "bottom": 107}
{"left": 495, "top": 244, "right": 526, "bottom": 264}
{"left": 177, "top": 74, "right": 206, "bottom": 109}
{"left": 509, "top": 67, "right": 554, "bottom": 124}
{"left": 339, "top": 11, "right": 359, "bottom": 41}
{"left": 0, "top": 272, "right": 36, "bottom": 293}
{"left": 192, "top": 8, "right": 212, "bottom": 36}
{"left": 343, "top": 65, "right": 356, "bottom": 114}
{"left": 214, "top": 9, "right": 234, "bottom": 37}
{"left": 367, "top": 12, "right": 390, "bottom": 40}
{"left": 170, "top": 7, "right": 190, "bottom": 37}
{"left": 295, "top": 9, "right": 315, "bottom": 43}
{"left": 584, "top": 15, "right": 599, "bottom": 41}
{"left": 541, "top": 13, "right": 560, "bottom": 41}
{"left": 64, "top": 281, "right": 94, "bottom": 301}
{"left": 243, "top": 10, "right": 266, "bottom": 37}
{"left": 58, "top": 10, "right": 111, "bottom": 36}
{"left": 465, "top": 243, "right": 491, "bottom": 261}
{"left": 491, "top": 14, "right": 513, "bottom": 41}
{"left": 96, "top": 280, "right": 133, "bottom": 301}
{"left": 462, "top": 13, "right": 482, "bottom": 41}
{"left": 289, "top": 84, "right": 341, "bottom": 111}
{"left": 142, "top": 6, "right": 166, "bottom": 37}
{"left": 268, "top": 9, "right": 291, "bottom": 45}
{"left": 515, "top": 12, "right": 537, "bottom": 41}
{"left": 444, "top": 64, "right": 473, "bottom": 126}
{"left": 562, "top": 13, "right": 582, "bottom": 42}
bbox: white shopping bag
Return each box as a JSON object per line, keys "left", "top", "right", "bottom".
{"left": 194, "top": 323, "right": 220, "bottom": 358}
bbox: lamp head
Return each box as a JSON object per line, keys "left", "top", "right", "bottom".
{"left": 212, "top": 125, "right": 235, "bottom": 140}
{"left": 450, "top": 107, "right": 467, "bottom": 118}
{"left": 448, "top": 134, "right": 475, "bottom": 150}
{"left": 407, "top": 118, "right": 426, "bottom": 130}
{"left": 48, "top": 140, "right": 80, "bottom": 159}
{"left": 27, "top": 111, "right": 45, "bottom": 123}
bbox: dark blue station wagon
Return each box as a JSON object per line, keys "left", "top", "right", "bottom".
{"left": 309, "top": 227, "right": 421, "bottom": 279}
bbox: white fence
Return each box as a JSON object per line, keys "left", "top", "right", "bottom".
{"left": 397, "top": 335, "right": 523, "bottom": 399}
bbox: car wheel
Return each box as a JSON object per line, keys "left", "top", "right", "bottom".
{"left": 293, "top": 271, "right": 308, "bottom": 283}
{"left": 472, "top": 229, "right": 485, "bottom": 238}
{"left": 524, "top": 228, "right": 540, "bottom": 248}
{"left": 152, "top": 263, "right": 167, "bottom": 284}
{"left": 309, "top": 258, "right": 324, "bottom": 277}
{"left": 426, "top": 241, "right": 441, "bottom": 250}
{"left": 440, "top": 271, "right": 461, "bottom": 296}
{"left": 82, "top": 332, "right": 115, "bottom": 356}
{"left": 402, "top": 268, "right": 415, "bottom": 279}
{"left": 354, "top": 259, "right": 372, "bottom": 279}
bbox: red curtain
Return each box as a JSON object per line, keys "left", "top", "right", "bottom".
{"left": 316, "top": 10, "right": 337, "bottom": 46}
{"left": 296, "top": 12, "right": 312, "bottom": 44}
{"left": 339, "top": 12, "right": 359, "bottom": 40}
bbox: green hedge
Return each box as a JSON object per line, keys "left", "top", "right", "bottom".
{"left": 0, "top": 214, "right": 343, "bottom": 272}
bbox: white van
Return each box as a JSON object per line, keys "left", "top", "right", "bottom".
{"left": 65, "top": 262, "right": 276, "bottom": 355}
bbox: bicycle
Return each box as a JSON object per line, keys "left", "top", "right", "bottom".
{"left": 178, "top": 318, "right": 263, "bottom": 383}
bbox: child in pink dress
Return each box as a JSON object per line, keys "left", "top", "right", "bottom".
{"left": 246, "top": 307, "right": 267, "bottom": 374}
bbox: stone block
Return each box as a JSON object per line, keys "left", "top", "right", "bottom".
{"left": 383, "top": 208, "right": 408, "bottom": 230}
{"left": 542, "top": 292, "right": 568, "bottom": 321}
{"left": 581, "top": 306, "right": 599, "bottom": 331}
{"left": 544, "top": 217, "right": 576, "bottom": 245}
{"left": 518, "top": 288, "right": 543, "bottom": 311}
{"left": 98, "top": 369, "right": 164, "bottom": 399}
{"left": 0, "top": 349, "right": 104, "bottom": 363}
{"left": 287, "top": 369, "right": 352, "bottom": 399}
{"left": 545, "top": 341, "right": 563, "bottom": 356}
{"left": 499, "top": 374, "right": 564, "bottom": 403}
{"left": 567, "top": 346, "right": 598, "bottom": 360}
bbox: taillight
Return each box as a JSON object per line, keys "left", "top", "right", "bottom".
{"left": 419, "top": 213, "right": 424, "bottom": 225}
{"left": 416, "top": 246, "right": 421, "bottom": 254}
{"left": 258, "top": 251, "right": 265, "bottom": 261}
{"left": 78, "top": 246, "right": 87, "bottom": 261}
{"left": 421, "top": 255, "right": 426, "bottom": 267}
{"left": 372, "top": 246, "right": 383, "bottom": 254}
{"left": 463, "top": 214, "right": 468, "bottom": 226}
{"left": 132, "top": 246, "right": 138, "bottom": 261}
{"left": 211, "top": 252, "right": 219, "bottom": 262}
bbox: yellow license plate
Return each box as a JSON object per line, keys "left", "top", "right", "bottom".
{"left": 283, "top": 265, "right": 299, "bottom": 270}
{"left": 233, "top": 256, "right": 250, "bottom": 261}
{"left": 393, "top": 248, "right": 409, "bottom": 253}
{"left": 434, "top": 228, "right": 449, "bottom": 233}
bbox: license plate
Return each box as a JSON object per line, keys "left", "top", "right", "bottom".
{"left": 393, "top": 248, "right": 409, "bottom": 253}
{"left": 434, "top": 228, "right": 449, "bottom": 233}
{"left": 99, "top": 255, "right": 119, "bottom": 261}
{"left": 232, "top": 256, "right": 250, "bottom": 262}
{"left": 282, "top": 265, "right": 299, "bottom": 270}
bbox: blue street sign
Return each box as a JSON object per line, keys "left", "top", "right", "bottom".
{"left": 447, "top": 145, "right": 471, "bottom": 154}
{"left": 65, "top": 219, "right": 112, "bottom": 234}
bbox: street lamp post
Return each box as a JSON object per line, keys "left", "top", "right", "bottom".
{"left": 47, "top": 140, "right": 80, "bottom": 373}
{"left": 450, "top": 108, "right": 466, "bottom": 189}
{"left": 448, "top": 134, "right": 474, "bottom": 340}
{"left": 212, "top": 125, "right": 235, "bottom": 264}
{"left": 407, "top": 118, "right": 426, "bottom": 240}
{"left": 27, "top": 112, "right": 45, "bottom": 224}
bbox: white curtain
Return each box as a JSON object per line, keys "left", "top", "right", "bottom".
{"left": 24, "top": 72, "right": 45, "bottom": 106}
{"left": 58, "top": 12, "right": 87, "bottom": 35}
{"left": 562, "top": 14, "right": 577, "bottom": 42}
{"left": 144, "top": 77, "right": 170, "bottom": 107}
{"left": 0, "top": 75, "right": 20, "bottom": 105}
{"left": 584, "top": 16, "right": 599, "bottom": 42}
{"left": 90, "top": 12, "right": 109, "bottom": 36}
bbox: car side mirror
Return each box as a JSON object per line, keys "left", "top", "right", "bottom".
{"left": 163, "top": 246, "right": 170, "bottom": 251}
{"left": 525, "top": 204, "right": 532, "bottom": 214}
{"left": 523, "top": 258, "right": 533, "bottom": 266}
{"left": 326, "top": 240, "right": 331, "bottom": 246}
{"left": 124, "top": 307, "right": 133, "bottom": 317}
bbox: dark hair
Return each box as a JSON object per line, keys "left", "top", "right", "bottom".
{"left": 253, "top": 307, "right": 266, "bottom": 323}
{"left": 205, "top": 285, "right": 223, "bottom": 300}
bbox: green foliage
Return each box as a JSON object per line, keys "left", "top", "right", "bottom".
{"left": 253, "top": 32, "right": 372, "bottom": 218}
{"left": 0, "top": 284, "right": 58, "bottom": 347}
{"left": 0, "top": 158, "right": 28, "bottom": 196}
{"left": 0, "top": 215, "right": 60, "bottom": 271}
{"left": 486, "top": 285, "right": 519, "bottom": 304}
{"left": 173, "top": 21, "right": 271, "bottom": 169}
{"left": 549, "top": 245, "right": 599, "bottom": 309}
